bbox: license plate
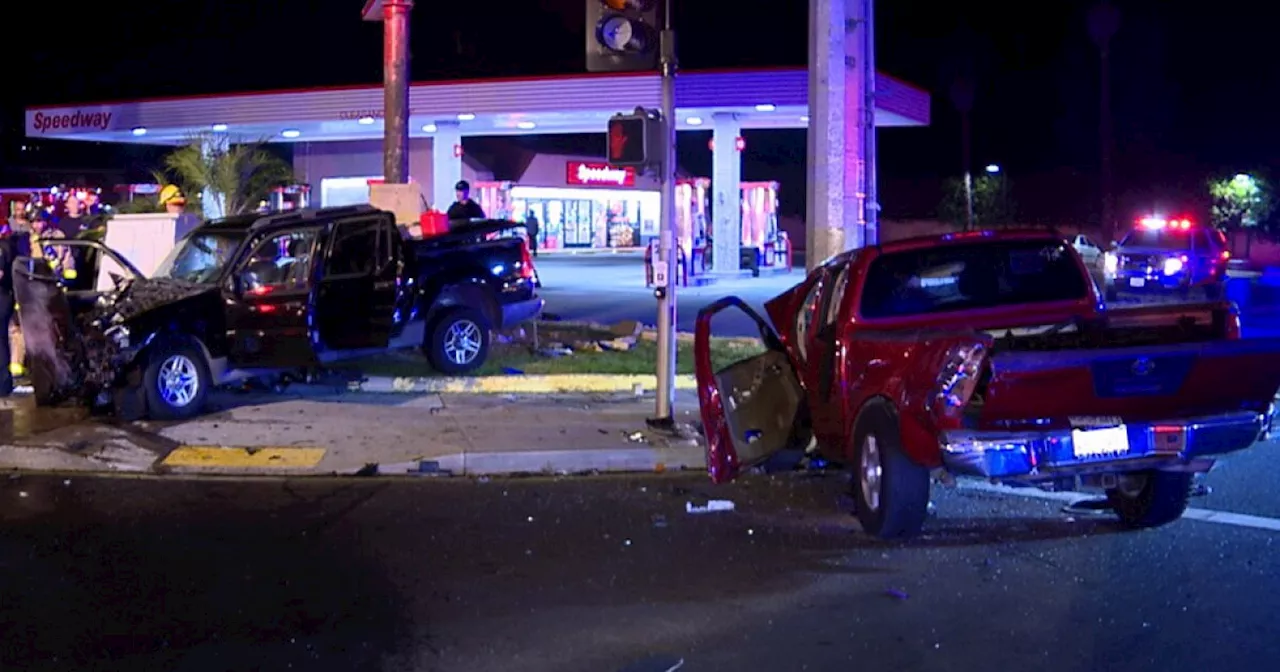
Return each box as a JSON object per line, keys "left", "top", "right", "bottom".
{"left": 1128, "top": 277, "right": 1146, "bottom": 288}
{"left": 1072, "top": 425, "right": 1130, "bottom": 458}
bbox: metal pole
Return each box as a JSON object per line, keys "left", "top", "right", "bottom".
{"left": 863, "top": 0, "right": 878, "bottom": 245}
{"left": 382, "top": 0, "right": 412, "bottom": 183}
{"left": 651, "top": 0, "right": 678, "bottom": 426}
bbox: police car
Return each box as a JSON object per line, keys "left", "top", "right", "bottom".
{"left": 1102, "top": 216, "right": 1230, "bottom": 301}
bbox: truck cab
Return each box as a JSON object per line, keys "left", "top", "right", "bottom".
{"left": 1103, "top": 216, "right": 1230, "bottom": 301}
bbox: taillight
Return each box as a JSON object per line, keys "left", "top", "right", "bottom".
{"left": 928, "top": 343, "right": 987, "bottom": 419}
{"left": 518, "top": 240, "right": 535, "bottom": 280}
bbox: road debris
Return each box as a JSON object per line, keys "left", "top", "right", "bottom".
{"left": 686, "top": 499, "right": 735, "bottom": 514}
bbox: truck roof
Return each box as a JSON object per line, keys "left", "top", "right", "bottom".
{"left": 199, "top": 205, "right": 386, "bottom": 235}
{"left": 877, "top": 228, "right": 1064, "bottom": 254}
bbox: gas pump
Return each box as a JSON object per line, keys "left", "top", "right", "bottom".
{"left": 270, "top": 185, "right": 311, "bottom": 211}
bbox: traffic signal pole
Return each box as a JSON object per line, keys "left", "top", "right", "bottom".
{"left": 650, "top": 0, "right": 678, "bottom": 427}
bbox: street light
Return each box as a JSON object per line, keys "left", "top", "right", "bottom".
{"left": 985, "top": 164, "right": 1000, "bottom": 174}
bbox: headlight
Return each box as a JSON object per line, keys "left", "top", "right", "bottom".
{"left": 1163, "top": 257, "right": 1183, "bottom": 275}
{"left": 1103, "top": 252, "right": 1118, "bottom": 274}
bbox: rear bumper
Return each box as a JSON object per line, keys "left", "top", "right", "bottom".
{"left": 940, "top": 410, "right": 1266, "bottom": 480}
{"left": 500, "top": 297, "right": 544, "bottom": 329}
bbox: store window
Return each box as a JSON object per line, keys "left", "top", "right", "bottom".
{"left": 321, "top": 177, "right": 379, "bottom": 207}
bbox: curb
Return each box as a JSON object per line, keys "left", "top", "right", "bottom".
{"left": 348, "top": 373, "right": 699, "bottom": 394}
{"left": 376, "top": 445, "right": 707, "bottom": 476}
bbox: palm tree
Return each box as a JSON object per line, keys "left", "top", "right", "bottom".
{"left": 160, "top": 134, "right": 294, "bottom": 217}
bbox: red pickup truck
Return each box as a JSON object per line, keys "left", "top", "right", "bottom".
{"left": 694, "top": 230, "right": 1280, "bottom": 539}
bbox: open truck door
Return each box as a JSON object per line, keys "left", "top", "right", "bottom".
{"left": 693, "top": 297, "right": 808, "bottom": 484}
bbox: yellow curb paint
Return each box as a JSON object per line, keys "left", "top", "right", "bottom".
{"left": 407, "top": 374, "right": 698, "bottom": 394}
{"left": 163, "top": 446, "right": 327, "bottom": 468}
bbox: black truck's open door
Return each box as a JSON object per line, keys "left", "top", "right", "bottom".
{"left": 13, "top": 259, "right": 86, "bottom": 405}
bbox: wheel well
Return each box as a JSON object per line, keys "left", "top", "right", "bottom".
{"left": 847, "top": 396, "right": 897, "bottom": 463}
{"left": 140, "top": 330, "right": 214, "bottom": 373}
{"left": 428, "top": 283, "right": 499, "bottom": 329}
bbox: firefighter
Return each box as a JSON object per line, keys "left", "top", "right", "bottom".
{"left": 159, "top": 185, "right": 201, "bottom": 239}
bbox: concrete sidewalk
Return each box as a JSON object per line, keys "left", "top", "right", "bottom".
{"left": 0, "top": 390, "right": 709, "bottom": 479}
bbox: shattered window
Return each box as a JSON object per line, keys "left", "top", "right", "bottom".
{"left": 859, "top": 240, "right": 1089, "bottom": 319}
{"left": 794, "top": 274, "right": 825, "bottom": 359}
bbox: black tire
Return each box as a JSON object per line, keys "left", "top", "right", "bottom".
{"left": 849, "top": 400, "right": 931, "bottom": 539}
{"left": 141, "top": 341, "right": 211, "bottom": 421}
{"left": 1104, "top": 286, "right": 1119, "bottom": 303}
{"left": 425, "top": 307, "right": 491, "bottom": 375}
{"left": 1107, "top": 470, "right": 1193, "bottom": 529}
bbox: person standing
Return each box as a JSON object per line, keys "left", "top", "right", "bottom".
{"left": 0, "top": 234, "right": 15, "bottom": 397}
{"left": 159, "top": 185, "right": 201, "bottom": 239}
{"left": 525, "top": 210, "right": 540, "bottom": 257}
{"left": 5, "top": 203, "right": 31, "bottom": 380}
{"left": 58, "top": 195, "right": 88, "bottom": 238}
{"left": 445, "top": 180, "right": 486, "bottom": 222}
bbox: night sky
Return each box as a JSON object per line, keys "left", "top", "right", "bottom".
{"left": 5, "top": 0, "right": 1277, "bottom": 223}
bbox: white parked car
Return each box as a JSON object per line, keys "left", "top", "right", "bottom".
{"left": 1070, "top": 234, "right": 1105, "bottom": 268}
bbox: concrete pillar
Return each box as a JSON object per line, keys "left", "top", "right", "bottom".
{"left": 806, "top": 0, "right": 871, "bottom": 271}
{"left": 431, "top": 122, "right": 463, "bottom": 210}
{"left": 200, "top": 135, "right": 226, "bottom": 219}
{"left": 381, "top": 0, "right": 412, "bottom": 183}
{"left": 711, "top": 113, "right": 742, "bottom": 274}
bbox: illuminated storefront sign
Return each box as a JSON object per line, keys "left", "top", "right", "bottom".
{"left": 565, "top": 161, "right": 635, "bottom": 187}
{"left": 30, "top": 110, "right": 114, "bottom": 133}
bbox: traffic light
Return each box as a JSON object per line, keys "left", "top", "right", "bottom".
{"left": 607, "top": 109, "right": 662, "bottom": 168}
{"left": 586, "top": 0, "right": 660, "bottom": 73}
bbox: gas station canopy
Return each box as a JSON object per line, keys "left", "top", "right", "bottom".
{"left": 24, "top": 68, "right": 929, "bottom": 145}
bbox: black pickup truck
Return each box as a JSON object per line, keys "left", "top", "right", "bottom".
{"left": 14, "top": 205, "right": 542, "bottom": 420}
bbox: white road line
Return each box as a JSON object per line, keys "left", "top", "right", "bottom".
{"left": 956, "top": 480, "right": 1280, "bottom": 534}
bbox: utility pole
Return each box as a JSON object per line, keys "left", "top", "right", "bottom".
{"left": 586, "top": 0, "right": 673, "bottom": 425}
{"left": 363, "top": 0, "right": 412, "bottom": 183}
{"left": 650, "top": 0, "right": 677, "bottom": 427}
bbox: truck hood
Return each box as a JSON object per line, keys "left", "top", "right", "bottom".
{"left": 89, "top": 277, "right": 220, "bottom": 326}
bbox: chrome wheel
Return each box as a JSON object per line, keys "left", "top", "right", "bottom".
{"left": 157, "top": 354, "right": 200, "bottom": 408}
{"left": 443, "top": 319, "right": 482, "bottom": 366}
{"left": 859, "top": 434, "right": 883, "bottom": 512}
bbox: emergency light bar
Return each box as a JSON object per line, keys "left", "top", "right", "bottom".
{"left": 1138, "top": 216, "right": 1193, "bottom": 230}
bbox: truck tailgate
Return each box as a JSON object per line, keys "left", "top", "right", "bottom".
{"left": 978, "top": 338, "right": 1280, "bottom": 426}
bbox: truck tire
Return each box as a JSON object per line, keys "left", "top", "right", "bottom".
{"left": 142, "top": 341, "right": 211, "bottom": 421}
{"left": 850, "top": 400, "right": 931, "bottom": 539}
{"left": 1107, "top": 470, "right": 1193, "bottom": 529}
{"left": 426, "top": 307, "right": 491, "bottom": 375}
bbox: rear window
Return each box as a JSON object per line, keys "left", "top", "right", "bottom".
{"left": 1119, "top": 228, "right": 1192, "bottom": 250}
{"left": 860, "top": 240, "right": 1089, "bottom": 319}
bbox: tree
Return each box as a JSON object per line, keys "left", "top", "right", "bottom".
{"left": 939, "top": 174, "right": 1014, "bottom": 229}
{"left": 1209, "top": 173, "right": 1274, "bottom": 257}
{"left": 158, "top": 134, "right": 293, "bottom": 217}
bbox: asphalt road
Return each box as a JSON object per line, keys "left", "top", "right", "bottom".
{"left": 2, "top": 469, "right": 1279, "bottom": 672}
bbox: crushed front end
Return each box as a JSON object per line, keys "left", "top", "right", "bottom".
{"left": 13, "top": 260, "right": 217, "bottom": 409}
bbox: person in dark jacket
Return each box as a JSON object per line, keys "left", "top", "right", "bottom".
{"left": 524, "top": 210, "right": 541, "bottom": 257}
{"left": 0, "top": 237, "right": 15, "bottom": 396}
{"left": 445, "top": 180, "right": 486, "bottom": 222}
